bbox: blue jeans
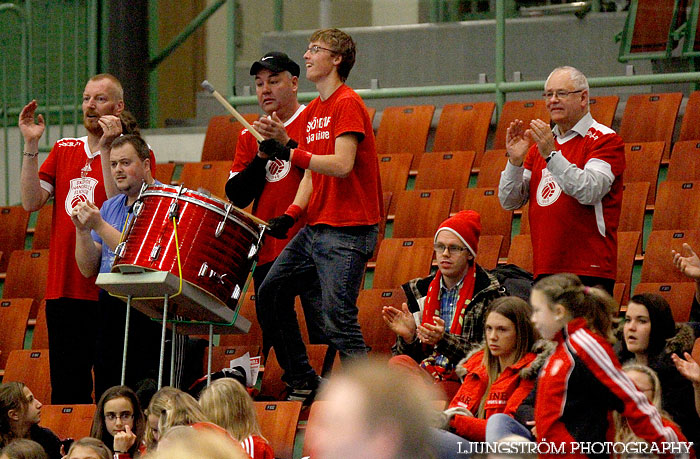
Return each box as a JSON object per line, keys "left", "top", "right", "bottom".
{"left": 485, "top": 413, "right": 535, "bottom": 442}
{"left": 258, "top": 224, "right": 377, "bottom": 386}
{"left": 431, "top": 428, "right": 477, "bottom": 458}
{"left": 253, "top": 260, "right": 329, "bottom": 358}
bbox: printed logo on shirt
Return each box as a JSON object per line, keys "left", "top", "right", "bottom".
{"left": 58, "top": 139, "right": 81, "bottom": 147}
{"left": 265, "top": 158, "right": 291, "bottom": 182}
{"left": 306, "top": 115, "right": 332, "bottom": 144}
{"left": 536, "top": 168, "right": 561, "bottom": 207}
{"left": 65, "top": 177, "right": 98, "bottom": 216}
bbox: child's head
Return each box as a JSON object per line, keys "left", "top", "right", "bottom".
{"left": 623, "top": 293, "right": 675, "bottom": 359}
{"left": 483, "top": 296, "right": 537, "bottom": 377}
{"left": 614, "top": 364, "right": 666, "bottom": 444}
{"left": 0, "top": 383, "right": 41, "bottom": 445}
{"left": 144, "top": 386, "right": 181, "bottom": 450}
{"left": 622, "top": 364, "right": 662, "bottom": 408}
{"left": 65, "top": 437, "right": 111, "bottom": 459}
{"left": 0, "top": 439, "right": 47, "bottom": 459}
{"left": 530, "top": 273, "right": 617, "bottom": 341}
{"left": 198, "top": 378, "right": 262, "bottom": 442}
{"left": 158, "top": 391, "right": 208, "bottom": 441}
{"left": 90, "top": 386, "right": 144, "bottom": 453}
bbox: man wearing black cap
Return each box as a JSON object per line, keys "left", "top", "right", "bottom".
{"left": 225, "top": 52, "right": 327, "bottom": 357}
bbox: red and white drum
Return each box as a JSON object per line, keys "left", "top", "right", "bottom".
{"left": 112, "top": 184, "right": 265, "bottom": 310}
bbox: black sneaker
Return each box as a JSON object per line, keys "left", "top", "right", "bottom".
{"left": 285, "top": 375, "right": 324, "bottom": 405}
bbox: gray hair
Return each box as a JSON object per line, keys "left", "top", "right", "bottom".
{"left": 545, "top": 66, "right": 589, "bottom": 92}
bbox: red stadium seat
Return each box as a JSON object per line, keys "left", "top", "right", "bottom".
{"left": 40, "top": 404, "right": 96, "bottom": 441}
{"left": 632, "top": 282, "right": 696, "bottom": 322}
{"left": 476, "top": 150, "right": 509, "bottom": 188}
{"left": 624, "top": 142, "right": 664, "bottom": 205}
{"left": 253, "top": 401, "right": 302, "bottom": 459}
{"left": 0, "top": 299, "right": 34, "bottom": 368}
{"left": 356, "top": 288, "right": 406, "bottom": 356}
{"left": 618, "top": 93, "right": 682, "bottom": 160}
{"left": 392, "top": 189, "right": 454, "bottom": 239}
{"left": 201, "top": 114, "right": 259, "bottom": 162}
{"left": 32, "top": 204, "right": 53, "bottom": 250}
{"left": 414, "top": 151, "right": 475, "bottom": 191}
{"left": 0, "top": 206, "right": 31, "bottom": 273}
{"left": 667, "top": 141, "right": 700, "bottom": 181}
{"left": 588, "top": 95, "right": 619, "bottom": 128}
{"left": 4, "top": 350, "right": 51, "bottom": 404}
{"left": 432, "top": 102, "right": 495, "bottom": 167}
{"left": 373, "top": 238, "right": 434, "bottom": 290}
{"left": 375, "top": 105, "right": 435, "bottom": 155}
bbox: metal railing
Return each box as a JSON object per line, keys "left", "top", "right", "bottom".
{"left": 0, "top": 0, "right": 96, "bottom": 205}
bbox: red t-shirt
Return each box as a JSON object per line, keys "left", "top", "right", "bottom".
{"left": 39, "top": 137, "right": 108, "bottom": 301}
{"left": 300, "top": 84, "right": 382, "bottom": 226}
{"left": 230, "top": 106, "right": 307, "bottom": 265}
{"left": 524, "top": 122, "right": 624, "bottom": 279}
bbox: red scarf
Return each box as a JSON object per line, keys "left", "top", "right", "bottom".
{"left": 419, "top": 262, "right": 477, "bottom": 380}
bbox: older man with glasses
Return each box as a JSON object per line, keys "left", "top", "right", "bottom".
{"left": 382, "top": 210, "right": 503, "bottom": 400}
{"left": 498, "top": 66, "right": 625, "bottom": 295}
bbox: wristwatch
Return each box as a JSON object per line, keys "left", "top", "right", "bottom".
{"left": 545, "top": 151, "right": 557, "bottom": 163}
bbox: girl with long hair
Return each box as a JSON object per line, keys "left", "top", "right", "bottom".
{"left": 446, "top": 296, "right": 542, "bottom": 440}
{"left": 617, "top": 292, "right": 700, "bottom": 446}
{"left": 142, "top": 387, "right": 180, "bottom": 453}
{"left": 199, "top": 378, "right": 273, "bottom": 458}
{"left": 0, "top": 383, "right": 58, "bottom": 459}
{"left": 90, "top": 386, "right": 145, "bottom": 458}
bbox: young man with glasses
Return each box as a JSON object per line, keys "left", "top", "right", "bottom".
{"left": 498, "top": 66, "right": 625, "bottom": 295}
{"left": 254, "top": 28, "right": 382, "bottom": 403}
{"left": 382, "top": 210, "right": 503, "bottom": 400}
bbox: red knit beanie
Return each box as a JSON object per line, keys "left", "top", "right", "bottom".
{"left": 434, "top": 210, "right": 481, "bottom": 257}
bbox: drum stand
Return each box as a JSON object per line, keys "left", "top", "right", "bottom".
{"left": 96, "top": 270, "right": 251, "bottom": 389}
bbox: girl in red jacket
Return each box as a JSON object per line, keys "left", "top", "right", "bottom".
{"left": 432, "top": 297, "right": 550, "bottom": 456}
{"left": 447, "top": 296, "right": 541, "bottom": 441}
{"left": 530, "top": 273, "right": 677, "bottom": 457}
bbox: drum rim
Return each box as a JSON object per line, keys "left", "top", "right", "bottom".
{"left": 140, "top": 188, "right": 261, "bottom": 238}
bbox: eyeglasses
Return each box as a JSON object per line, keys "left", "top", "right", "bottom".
{"left": 542, "top": 89, "right": 584, "bottom": 100}
{"left": 434, "top": 243, "right": 470, "bottom": 255}
{"left": 306, "top": 45, "right": 337, "bottom": 55}
{"left": 105, "top": 412, "right": 134, "bottom": 422}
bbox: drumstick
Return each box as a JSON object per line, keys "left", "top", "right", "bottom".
{"left": 201, "top": 80, "right": 264, "bottom": 142}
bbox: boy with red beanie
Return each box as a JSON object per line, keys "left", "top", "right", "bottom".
{"left": 382, "top": 210, "right": 504, "bottom": 399}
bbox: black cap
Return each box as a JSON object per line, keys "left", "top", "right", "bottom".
{"left": 249, "top": 52, "right": 300, "bottom": 77}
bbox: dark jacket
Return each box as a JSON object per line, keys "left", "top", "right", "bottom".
{"left": 616, "top": 322, "right": 700, "bottom": 446}
{"left": 30, "top": 424, "right": 62, "bottom": 459}
{"left": 392, "top": 264, "right": 503, "bottom": 366}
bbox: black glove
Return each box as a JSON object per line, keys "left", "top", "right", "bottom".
{"left": 258, "top": 138, "right": 291, "bottom": 161}
{"left": 266, "top": 214, "right": 295, "bottom": 239}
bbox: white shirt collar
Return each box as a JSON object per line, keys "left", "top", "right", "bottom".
{"left": 552, "top": 111, "right": 594, "bottom": 140}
